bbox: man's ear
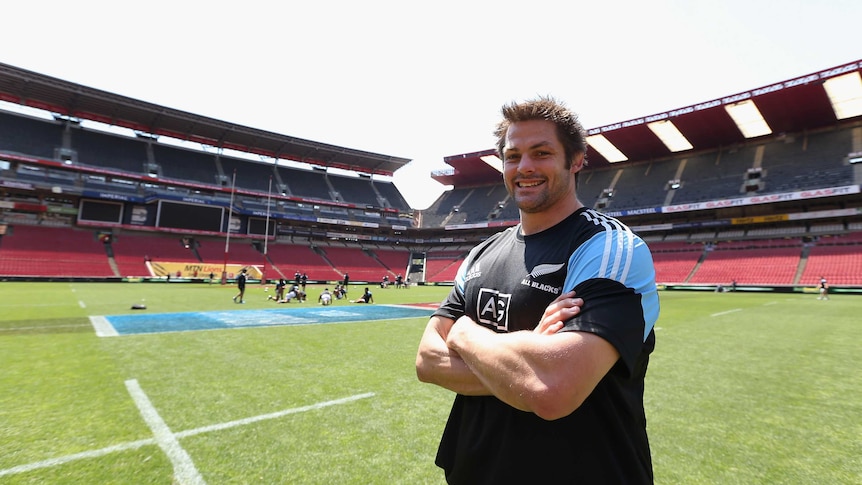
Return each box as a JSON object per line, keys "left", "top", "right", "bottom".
{"left": 570, "top": 152, "right": 586, "bottom": 173}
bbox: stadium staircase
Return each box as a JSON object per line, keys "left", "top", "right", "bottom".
{"left": 683, "top": 251, "right": 707, "bottom": 284}
{"left": 103, "top": 241, "right": 122, "bottom": 277}
{"left": 793, "top": 246, "right": 812, "bottom": 284}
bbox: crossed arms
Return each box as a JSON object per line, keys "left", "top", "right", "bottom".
{"left": 415, "top": 291, "right": 620, "bottom": 421}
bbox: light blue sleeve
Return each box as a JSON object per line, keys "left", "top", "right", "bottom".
{"left": 563, "top": 226, "right": 659, "bottom": 341}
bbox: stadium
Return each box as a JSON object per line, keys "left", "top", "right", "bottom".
{"left": 1, "top": 60, "right": 861, "bottom": 484}
{"left": 1, "top": 60, "right": 861, "bottom": 292}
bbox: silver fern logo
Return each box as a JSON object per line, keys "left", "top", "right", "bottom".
{"left": 528, "top": 263, "right": 565, "bottom": 279}
{"left": 521, "top": 263, "right": 565, "bottom": 295}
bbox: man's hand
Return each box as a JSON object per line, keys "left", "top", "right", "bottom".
{"left": 534, "top": 291, "right": 582, "bottom": 335}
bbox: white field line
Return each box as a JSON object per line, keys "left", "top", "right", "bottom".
{"left": 78, "top": 300, "right": 86, "bottom": 309}
{"left": 89, "top": 316, "right": 119, "bottom": 337}
{"left": 125, "top": 379, "right": 206, "bottom": 485}
{"left": 711, "top": 308, "right": 743, "bottom": 317}
{"left": 0, "top": 439, "right": 155, "bottom": 477}
{"left": 175, "top": 392, "right": 376, "bottom": 438}
{"left": 0, "top": 390, "right": 375, "bottom": 478}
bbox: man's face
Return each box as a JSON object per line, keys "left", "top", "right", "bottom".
{"left": 502, "top": 120, "right": 576, "bottom": 214}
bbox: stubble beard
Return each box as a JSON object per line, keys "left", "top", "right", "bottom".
{"left": 510, "top": 176, "right": 573, "bottom": 214}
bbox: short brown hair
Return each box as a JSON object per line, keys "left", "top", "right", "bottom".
{"left": 493, "top": 96, "right": 587, "bottom": 168}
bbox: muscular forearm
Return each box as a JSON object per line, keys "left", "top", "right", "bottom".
{"left": 415, "top": 317, "right": 491, "bottom": 396}
{"left": 446, "top": 317, "right": 554, "bottom": 412}
{"left": 446, "top": 314, "right": 615, "bottom": 420}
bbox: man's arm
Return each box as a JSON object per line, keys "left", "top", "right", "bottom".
{"left": 446, "top": 314, "right": 619, "bottom": 421}
{"left": 416, "top": 291, "right": 585, "bottom": 399}
{"left": 415, "top": 315, "right": 491, "bottom": 396}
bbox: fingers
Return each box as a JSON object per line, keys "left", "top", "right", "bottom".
{"left": 535, "top": 291, "right": 583, "bottom": 335}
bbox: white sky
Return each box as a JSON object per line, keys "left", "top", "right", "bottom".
{"left": 1, "top": 0, "right": 860, "bottom": 209}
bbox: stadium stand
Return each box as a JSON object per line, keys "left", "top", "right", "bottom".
{"left": 153, "top": 145, "right": 220, "bottom": 186}
{"left": 577, "top": 168, "right": 620, "bottom": 211}
{"left": 264, "top": 243, "right": 342, "bottom": 282}
{"left": 424, "top": 250, "right": 468, "bottom": 283}
{"left": 373, "top": 180, "right": 411, "bottom": 211}
{"left": 276, "top": 166, "right": 332, "bottom": 199}
{"left": 0, "top": 224, "right": 114, "bottom": 277}
{"left": 111, "top": 231, "right": 199, "bottom": 268}
{"left": 327, "top": 174, "right": 378, "bottom": 206}
{"left": 761, "top": 129, "right": 855, "bottom": 193}
{"left": 71, "top": 126, "right": 150, "bottom": 174}
{"left": 800, "top": 244, "right": 862, "bottom": 286}
{"left": 219, "top": 157, "right": 276, "bottom": 193}
{"left": 369, "top": 248, "right": 410, "bottom": 275}
{"left": 1, "top": 60, "right": 861, "bottom": 289}
{"left": 0, "top": 111, "right": 62, "bottom": 159}
{"left": 652, "top": 251, "right": 701, "bottom": 284}
{"left": 316, "top": 245, "right": 391, "bottom": 282}
{"left": 607, "top": 159, "right": 681, "bottom": 210}
{"left": 195, "top": 236, "right": 263, "bottom": 265}
{"left": 648, "top": 241, "right": 705, "bottom": 284}
{"left": 668, "top": 147, "right": 755, "bottom": 205}
{"left": 688, "top": 242, "right": 803, "bottom": 285}
{"left": 457, "top": 185, "right": 509, "bottom": 223}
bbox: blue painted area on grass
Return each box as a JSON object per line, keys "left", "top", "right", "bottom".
{"left": 105, "top": 305, "right": 433, "bottom": 335}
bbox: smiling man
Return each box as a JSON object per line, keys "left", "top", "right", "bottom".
{"left": 416, "top": 96, "right": 660, "bottom": 484}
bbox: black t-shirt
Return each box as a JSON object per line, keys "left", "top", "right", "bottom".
{"left": 432, "top": 208, "right": 659, "bottom": 484}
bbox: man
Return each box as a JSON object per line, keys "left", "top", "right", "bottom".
{"left": 818, "top": 276, "right": 829, "bottom": 300}
{"left": 268, "top": 278, "right": 287, "bottom": 302}
{"left": 279, "top": 284, "right": 305, "bottom": 303}
{"left": 415, "top": 96, "right": 660, "bottom": 484}
{"left": 319, "top": 288, "right": 333, "bottom": 306}
{"left": 351, "top": 287, "right": 374, "bottom": 304}
{"left": 232, "top": 268, "right": 247, "bottom": 303}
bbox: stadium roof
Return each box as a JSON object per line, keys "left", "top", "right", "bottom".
{"left": 433, "top": 59, "right": 862, "bottom": 187}
{"left": 0, "top": 62, "right": 411, "bottom": 176}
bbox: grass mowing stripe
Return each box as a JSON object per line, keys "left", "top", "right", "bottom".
{"left": 125, "top": 379, "right": 205, "bottom": 485}
{"left": 0, "top": 324, "right": 91, "bottom": 332}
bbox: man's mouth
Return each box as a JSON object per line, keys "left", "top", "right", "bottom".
{"left": 516, "top": 180, "right": 543, "bottom": 188}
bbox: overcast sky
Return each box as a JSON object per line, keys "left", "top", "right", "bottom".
{"left": 1, "top": 0, "right": 860, "bottom": 209}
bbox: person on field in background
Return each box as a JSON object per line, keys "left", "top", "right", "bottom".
{"left": 818, "top": 276, "right": 829, "bottom": 300}
{"left": 352, "top": 287, "right": 374, "bottom": 304}
{"left": 232, "top": 268, "right": 247, "bottom": 303}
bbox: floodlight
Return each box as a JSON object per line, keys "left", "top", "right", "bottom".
{"left": 725, "top": 99, "right": 772, "bottom": 138}
{"left": 647, "top": 120, "right": 693, "bottom": 152}
{"left": 823, "top": 71, "right": 862, "bottom": 120}
{"left": 586, "top": 134, "right": 628, "bottom": 163}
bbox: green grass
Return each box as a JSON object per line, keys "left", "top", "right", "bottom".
{"left": 1, "top": 283, "right": 860, "bottom": 484}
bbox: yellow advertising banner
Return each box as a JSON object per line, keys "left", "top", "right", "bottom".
{"left": 730, "top": 214, "right": 790, "bottom": 225}
{"left": 147, "top": 262, "right": 262, "bottom": 279}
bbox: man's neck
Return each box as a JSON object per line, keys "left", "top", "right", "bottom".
{"left": 520, "top": 199, "right": 584, "bottom": 236}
